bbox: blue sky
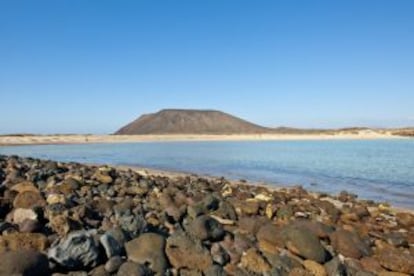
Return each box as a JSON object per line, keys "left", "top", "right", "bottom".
{"left": 1, "top": 1, "right": 413, "bottom": 134}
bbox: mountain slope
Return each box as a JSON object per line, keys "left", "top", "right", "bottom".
{"left": 115, "top": 109, "right": 271, "bottom": 134}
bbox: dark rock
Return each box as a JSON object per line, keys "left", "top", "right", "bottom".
{"left": 284, "top": 225, "right": 328, "bottom": 263}
{"left": 204, "top": 265, "right": 226, "bottom": 276}
{"left": 0, "top": 249, "right": 51, "bottom": 276}
{"left": 90, "top": 265, "right": 110, "bottom": 276}
{"left": 100, "top": 228, "right": 127, "bottom": 258}
{"left": 105, "top": 256, "right": 124, "bottom": 273}
{"left": 125, "top": 232, "right": 167, "bottom": 275}
{"left": 188, "top": 215, "right": 225, "bottom": 241}
{"left": 48, "top": 230, "right": 101, "bottom": 270}
{"left": 210, "top": 243, "right": 230, "bottom": 265}
{"left": 330, "top": 229, "right": 371, "bottom": 259}
{"left": 324, "top": 257, "right": 346, "bottom": 276}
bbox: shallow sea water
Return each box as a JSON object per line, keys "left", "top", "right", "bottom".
{"left": 1, "top": 139, "right": 413, "bottom": 208}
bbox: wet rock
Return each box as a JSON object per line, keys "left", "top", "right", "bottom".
{"left": 0, "top": 232, "right": 49, "bottom": 252}
{"left": 105, "top": 256, "right": 124, "bottom": 273}
{"left": 0, "top": 250, "right": 51, "bottom": 276}
{"left": 48, "top": 230, "right": 101, "bottom": 270}
{"left": 284, "top": 225, "right": 328, "bottom": 263}
{"left": 330, "top": 229, "right": 371, "bottom": 259}
{"left": 13, "top": 190, "right": 46, "bottom": 209}
{"left": 376, "top": 248, "right": 414, "bottom": 274}
{"left": 100, "top": 228, "right": 127, "bottom": 258}
{"left": 188, "top": 215, "right": 225, "bottom": 241}
{"left": 116, "top": 261, "right": 151, "bottom": 276}
{"left": 165, "top": 230, "right": 213, "bottom": 271}
{"left": 240, "top": 248, "right": 271, "bottom": 273}
{"left": 125, "top": 232, "right": 167, "bottom": 275}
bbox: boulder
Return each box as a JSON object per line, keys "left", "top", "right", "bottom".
{"left": 165, "top": 231, "right": 212, "bottom": 271}
{"left": 48, "top": 230, "right": 101, "bottom": 270}
{"left": 0, "top": 250, "right": 51, "bottom": 276}
{"left": 125, "top": 233, "right": 167, "bottom": 275}
{"left": 187, "top": 215, "right": 225, "bottom": 241}
{"left": 330, "top": 229, "right": 371, "bottom": 259}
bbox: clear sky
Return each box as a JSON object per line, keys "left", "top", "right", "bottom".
{"left": 1, "top": 1, "right": 413, "bottom": 134}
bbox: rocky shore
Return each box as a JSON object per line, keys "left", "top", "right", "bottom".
{"left": 0, "top": 155, "right": 413, "bottom": 276}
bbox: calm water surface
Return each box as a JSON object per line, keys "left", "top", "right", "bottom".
{"left": 1, "top": 139, "right": 413, "bottom": 208}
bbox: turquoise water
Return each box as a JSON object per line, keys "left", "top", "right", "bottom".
{"left": 1, "top": 139, "right": 414, "bottom": 208}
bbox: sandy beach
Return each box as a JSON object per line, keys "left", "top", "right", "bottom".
{"left": 0, "top": 131, "right": 404, "bottom": 146}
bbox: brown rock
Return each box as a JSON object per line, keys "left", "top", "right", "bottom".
{"left": 284, "top": 225, "right": 328, "bottom": 263}
{"left": 360, "top": 257, "right": 384, "bottom": 274}
{"left": 187, "top": 215, "right": 224, "bottom": 241}
{"left": 396, "top": 212, "right": 414, "bottom": 227}
{"left": 330, "top": 229, "right": 371, "bottom": 259}
{"left": 13, "top": 191, "right": 46, "bottom": 209}
{"left": 0, "top": 233, "right": 49, "bottom": 252}
{"left": 376, "top": 248, "right": 414, "bottom": 274}
{"left": 378, "top": 272, "right": 411, "bottom": 276}
{"left": 0, "top": 250, "right": 51, "bottom": 276}
{"left": 10, "top": 181, "right": 40, "bottom": 194}
{"left": 303, "top": 260, "right": 327, "bottom": 276}
{"left": 240, "top": 248, "right": 271, "bottom": 273}
{"left": 256, "top": 224, "right": 285, "bottom": 254}
{"left": 289, "top": 267, "right": 313, "bottom": 276}
{"left": 49, "top": 214, "right": 80, "bottom": 236}
{"left": 125, "top": 233, "right": 167, "bottom": 275}
{"left": 165, "top": 231, "right": 212, "bottom": 271}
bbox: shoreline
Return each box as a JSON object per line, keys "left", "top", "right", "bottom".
{"left": 0, "top": 133, "right": 408, "bottom": 147}
{"left": 115, "top": 164, "right": 414, "bottom": 215}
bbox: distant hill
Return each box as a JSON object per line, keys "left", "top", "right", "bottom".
{"left": 114, "top": 109, "right": 272, "bottom": 135}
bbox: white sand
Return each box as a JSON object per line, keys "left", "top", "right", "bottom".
{"left": 0, "top": 131, "right": 404, "bottom": 146}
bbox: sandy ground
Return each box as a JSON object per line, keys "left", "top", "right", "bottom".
{"left": 0, "top": 131, "right": 404, "bottom": 146}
